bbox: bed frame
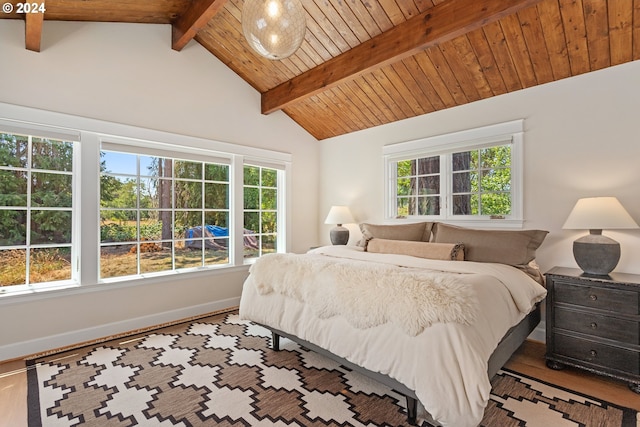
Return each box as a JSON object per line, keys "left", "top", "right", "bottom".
{"left": 261, "top": 304, "right": 541, "bottom": 425}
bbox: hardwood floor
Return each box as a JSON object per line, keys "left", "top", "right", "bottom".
{"left": 0, "top": 359, "right": 28, "bottom": 427}
{"left": 504, "top": 340, "right": 640, "bottom": 412}
{"left": 1, "top": 340, "right": 638, "bottom": 426}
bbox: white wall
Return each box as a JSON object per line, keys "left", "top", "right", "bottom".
{"left": 319, "top": 60, "right": 640, "bottom": 342}
{"left": 0, "top": 20, "right": 319, "bottom": 360}
{"left": 319, "top": 60, "right": 640, "bottom": 276}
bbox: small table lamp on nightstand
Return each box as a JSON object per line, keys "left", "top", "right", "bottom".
{"left": 324, "top": 206, "right": 355, "bottom": 245}
{"left": 563, "top": 197, "right": 639, "bottom": 275}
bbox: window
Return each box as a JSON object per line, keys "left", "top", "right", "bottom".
{"left": 0, "top": 129, "right": 77, "bottom": 291}
{"left": 384, "top": 120, "right": 523, "bottom": 227}
{"left": 100, "top": 149, "right": 231, "bottom": 279}
{"left": 243, "top": 164, "right": 280, "bottom": 260}
{"left": 0, "top": 109, "right": 290, "bottom": 297}
{"left": 98, "top": 141, "right": 289, "bottom": 280}
{"left": 396, "top": 155, "right": 441, "bottom": 216}
{"left": 451, "top": 145, "right": 512, "bottom": 216}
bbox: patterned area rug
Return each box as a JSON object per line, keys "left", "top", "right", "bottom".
{"left": 27, "top": 310, "right": 639, "bottom": 426}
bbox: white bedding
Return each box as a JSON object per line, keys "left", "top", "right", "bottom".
{"left": 239, "top": 245, "right": 547, "bottom": 427}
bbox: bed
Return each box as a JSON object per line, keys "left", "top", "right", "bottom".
{"left": 239, "top": 222, "right": 548, "bottom": 427}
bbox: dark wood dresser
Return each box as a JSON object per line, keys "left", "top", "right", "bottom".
{"left": 545, "top": 266, "right": 640, "bottom": 393}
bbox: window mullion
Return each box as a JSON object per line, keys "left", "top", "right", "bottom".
{"left": 200, "top": 162, "right": 206, "bottom": 266}
{"left": 135, "top": 155, "right": 140, "bottom": 276}
{"left": 276, "top": 168, "right": 286, "bottom": 254}
{"left": 391, "top": 160, "right": 398, "bottom": 219}
{"left": 232, "top": 155, "right": 244, "bottom": 266}
{"left": 25, "top": 136, "right": 32, "bottom": 286}
{"left": 442, "top": 153, "right": 450, "bottom": 219}
{"left": 170, "top": 160, "right": 175, "bottom": 271}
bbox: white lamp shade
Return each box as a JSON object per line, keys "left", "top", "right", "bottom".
{"left": 563, "top": 197, "right": 639, "bottom": 230}
{"left": 324, "top": 206, "right": 355, "bottom": 225}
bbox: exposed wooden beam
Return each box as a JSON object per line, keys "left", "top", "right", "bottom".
{"left": 25, "top": 6, "right": 45, "bottom": 52}
{"left": 262, "top": 0, "right": 542, "bottom": 114}
{"left": 172, "top": 0, "right": 228, "bottom": 51}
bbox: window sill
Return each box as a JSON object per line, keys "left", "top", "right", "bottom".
{"left": 0, "top": 281, "right": 80, "bottom": 301}
{"left": 389, "top": 217, "right": 525, "bottom": 229}
{"left": 0, "top": 264, "right": 250, "bottom": 306}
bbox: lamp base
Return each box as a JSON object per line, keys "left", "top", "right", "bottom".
{"left": 573, "top": 231, "right": 620, "bottom": 276}
{"left": 329, "top": 225, "right": 349, "bottom": 245}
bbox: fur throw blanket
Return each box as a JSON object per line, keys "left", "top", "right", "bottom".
{"left": 249, "top": 253, "right": 478, "bottom": 336}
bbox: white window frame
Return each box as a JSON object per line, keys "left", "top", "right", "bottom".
{"left": 0, "top": 119, "right": 81, "bottom": 295}
{"left": 383, "top": 120, "right": 524, "bottom": 228}
{"left": 241, "top": 161, "right": 286, "bottom": 263}
{"left": 0, "top": 104, "right": 292, "bottom": 298}
{"left": 99, "top": 143, "right": 234, "bottom": 278}
{"left": 98, "top": 137, "right": 290, "bottom": 281}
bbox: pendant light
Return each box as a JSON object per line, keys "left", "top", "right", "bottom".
{"left": 242, "top": 0, "right": 306, "bottom": 60}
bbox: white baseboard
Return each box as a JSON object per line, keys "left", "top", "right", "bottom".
{"left": 0, "top": 297, "right": 240, "bottom": 361}
{"left": 2, "top": 300, "right": 547, "bottom": 361}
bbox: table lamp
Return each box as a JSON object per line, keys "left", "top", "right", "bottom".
{"left": 563, "top": 197, "right": 638, "bottom": 275}
{"left": 324, "top": 206, "right": 355, "bottom": 245}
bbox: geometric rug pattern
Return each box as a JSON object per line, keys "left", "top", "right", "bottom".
{"left": 483, "top": 370, "right": 639, "bottom": 427}
{"left": 27, "top": 310, "right": 639, "bottom": 427}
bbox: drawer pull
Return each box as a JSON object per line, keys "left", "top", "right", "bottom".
{"left": 590, "top": 322, "right": 597, "bottom": 329}
{"left": 590, "top": 350, "right": 598, "bottom": 358}
{"left": 589, "top": 294, "right": 598, "bottom": 301}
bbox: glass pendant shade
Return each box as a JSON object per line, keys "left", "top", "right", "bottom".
{"left": 242, "top": 0, "right": 306, "bottom": 60}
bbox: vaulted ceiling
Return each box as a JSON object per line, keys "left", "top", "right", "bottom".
{"left": 2, "top": 0, "right": 639, "bottom": 140}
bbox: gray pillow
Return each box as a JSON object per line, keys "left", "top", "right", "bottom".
{"left": 357, "top": 222, "right": 434, "bottom": 249}
{"left": 432, "top": 223, "right": 548, "bottom": 267}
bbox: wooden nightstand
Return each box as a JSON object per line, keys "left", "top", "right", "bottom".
{"left": 545, "top": 267, "right": 640, "bottom": 393}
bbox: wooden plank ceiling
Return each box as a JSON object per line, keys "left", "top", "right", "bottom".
{"left": 2, "top": 0, "right": 639, "bottom": 140}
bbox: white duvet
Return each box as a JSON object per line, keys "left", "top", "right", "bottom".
{"left": 239, "top": 246, "right": 547, "bottom": 427}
